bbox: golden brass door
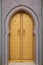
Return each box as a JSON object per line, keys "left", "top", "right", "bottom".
{"left": 9, "top": 12, "right": 34, "bottom": 62}
{"left": 23, "top": 13, "right": 34, "bottom": 60}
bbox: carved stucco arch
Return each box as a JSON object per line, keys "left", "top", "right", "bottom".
{"left": 4, "top": 5, "right": 39, "bottom": 65}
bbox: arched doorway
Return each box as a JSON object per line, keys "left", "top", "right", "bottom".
{"left": 9, "top": 11, "right": 34, "bottom": 62}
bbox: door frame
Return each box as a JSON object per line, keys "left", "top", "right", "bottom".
{"left": 2, "top": 5, "right": 42, "bottom": 65}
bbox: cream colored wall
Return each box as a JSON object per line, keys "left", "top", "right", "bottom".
{"left": 1, "top": 0, "right": 42, "bottom": 65}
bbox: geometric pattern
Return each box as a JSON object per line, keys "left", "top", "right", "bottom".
{"left": 9, "top": 12, "right": 34, "bottom": 62}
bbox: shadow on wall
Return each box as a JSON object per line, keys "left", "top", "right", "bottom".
{"left": 41, "top": 0, "right": 43, "bottom": 65}
{"left": 0, "top": 0, "right": 1, "bottom": 65}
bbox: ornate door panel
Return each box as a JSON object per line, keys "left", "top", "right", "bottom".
{"left": 9, "top": 13, "right": 21, "bottom": 60}
{"left": 23, "top": 12, "right": 34, "bottom": 61}
{"left": 9, "top": 12, "right": 34, "bottom": 62}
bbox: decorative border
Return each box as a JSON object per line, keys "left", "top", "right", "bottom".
{"left": 2, "top": 5, "right": 41, "bottom": 65}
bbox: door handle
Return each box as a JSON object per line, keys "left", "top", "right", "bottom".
{"left": 18, "top": 30, "right": 20, "bottom": 35}
{"left": 18, "top": 30, "right": 25, "bottom": 35}
{"left": 23, "top": 30, "right": 25, "bottom": 35}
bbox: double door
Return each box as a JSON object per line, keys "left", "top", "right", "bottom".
{"left": 9, "top": 12, "right": 34, "bottom": 62}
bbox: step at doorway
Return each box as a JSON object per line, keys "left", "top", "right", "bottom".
{"left": 8, "top": 62, "right": 35, "bottom": 65}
